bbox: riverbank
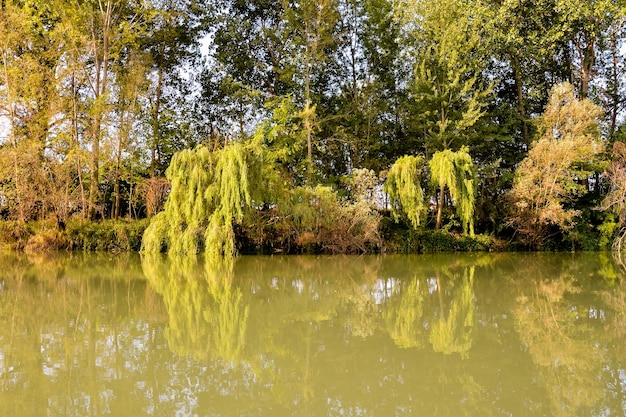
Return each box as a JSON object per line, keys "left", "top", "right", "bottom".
{"left": 0, "top": 218, "right": 511, "bottom": 254}
{"left": 0, "top": 219, "right": 149, "bottom": 253}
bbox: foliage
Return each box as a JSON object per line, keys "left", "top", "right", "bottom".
{"left": 380, "top": 216, "right": 501, "bottom": 254}
{"left": 142, "top": 143, "right": 254, "bottom": 259}
{"left": 1, "top": 0, "right": 626, "bottom": 251}
{"left": 508, "top": 83, "right": 603, "bottom": 248}
{"left": 64, "top": 219, "right": 150, "bottom": 252}
{"left": 429, "top": 147, "right": 477, "bottom": 235}
{"left": 400, "top": 0, "right": 492, "bottom": 152}
{"left": 249, "top": 185, "right": 382, "bottom": 254}
{"left": 0, "top": 219, "right": 149, "bottom": 252}
{"left": 384, "top": 155, "right": 426, "bottom": 229}
{"left": 137, "top": 177, "right": 171, "bottom": 218}
{"left": 0, "top": 221, "right": 36, "bottom": 250}
{"left": 349, "top": 168, "right": 379, "bottom": 206}
{"left": 601, "top": 141, "right": 626, "bottom": 253}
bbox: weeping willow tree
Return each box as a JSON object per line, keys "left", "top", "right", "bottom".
{"left": 429, "top": 146, "right": 477, "bottom": 235}
{"left": 383, "top": 155, "right": 427, "bottom": 229}
{"left": 141, "top": 142, "right": 254, "bottom": 258}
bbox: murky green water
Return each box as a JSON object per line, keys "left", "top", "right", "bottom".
{"left": 0, "top": 252, "right": 625, "bottom": 416}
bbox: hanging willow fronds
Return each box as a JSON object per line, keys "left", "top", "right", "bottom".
{"left": 429, "top": 146, "right": 477, "bottom": 236}
{"left": 141, "top": 142, "right": 255, "bottom": 258}
{"left": 383, "top": 155, "right": 427, "bottom": 229}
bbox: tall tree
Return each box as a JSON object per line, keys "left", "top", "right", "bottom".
{"left": 110, "top": 50, "right": 149, "bottom": 219}
{"left": 551, "top": 0, "right": 623, "bottom": 98}
{"left": 206, "top": 0, "right": 295, "bottom": 137}
{"left": 508, "top": 83, "right": 603, "bottom": 248}
{"left": 398, "top": 0, "right": 492, "bottom": 155}
{"left": 143, "top": 0, "right": 199, "bottom": 178}
{"left": 283, "top": 0, "right": 340, "bottom": 182}
{"left": 0, "top": 0, "right": 63, "bottom": 221}
{"left": 60, "top": 0, "right": 146, "bottom": 219}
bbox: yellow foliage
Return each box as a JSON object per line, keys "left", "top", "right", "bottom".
{"left": 508, "top": 82, "right": 603, "bottom": 247}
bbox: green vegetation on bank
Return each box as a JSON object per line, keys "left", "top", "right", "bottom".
{"left": 0, "top": 217, "right": 506, "bottom": 254}
{"left": 1, "top": 0, "right": 626, "bottom": 255}
{"left": 0, "top": 219, "right": 149, "bottom": 253}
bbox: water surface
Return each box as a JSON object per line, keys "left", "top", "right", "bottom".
{"left": 0, "top": 252, "right": 625, "bottom": 416}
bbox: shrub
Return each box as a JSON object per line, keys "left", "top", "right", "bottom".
{"left": 24, "top": 225, "right": 67, "bottom": 253}
{"left": 65, "top": 219, "right": 150, "bottom": 251}
{"left": 0, "top": 220, "right": 34, "bottom": 250}
{"left": 380, "top": 215, "right": 503, "bottom": 254}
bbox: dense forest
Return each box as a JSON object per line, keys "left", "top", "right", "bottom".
{"left": 1, "top": 0, "right": 626, "bottom": 255}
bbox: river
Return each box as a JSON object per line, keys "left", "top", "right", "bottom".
{"left": 0, "top": 252, "right": 624, "bottom": 416}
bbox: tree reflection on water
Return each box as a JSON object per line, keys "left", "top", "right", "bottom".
{"left": 142, "top": 254, "right": 249, "bottom": 362}
{"left": 0, "top": 252, "right": 625, "bottom": 416}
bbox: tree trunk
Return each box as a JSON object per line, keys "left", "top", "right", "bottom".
{"left": 304, "top": 20, "right": 313, "bottom": 185}
{"left": 151, "top": 64, "right": 163, "bottom": 178}
{"left": 88, "top": 0, "right": 113, "bottom": 220}
{"left": 435, "top": 184, "right": 445, "bottom": 230}
{"left": 71, "top": 72, "right": 87, "bottom": 219}
{"left": 607, "top": 36, "right": 621, "bottom": 139}
{"left": 88, "top": 116, "right": 101, "bottom": 220}
{"left": 113, "top": 147, "right": 121, "bottom": 219}
{"left": 512, "top": 55, "right": 529, "bottom": 143}
{"left": 574, "top": 34, "right": 595, "bottom": 98}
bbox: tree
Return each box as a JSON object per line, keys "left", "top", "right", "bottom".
{"left": 284, "top": 0, "right": 340, "bottom": 183}
{"left": 489, "top": 0, "right": 562, "bottom": 145}
{"left": 551, "top": 0, "right": 624, "bottom": 98}
{"left": 597, "top": 17, "right": 626, "bottom": 140}
{"left": 59, "top": 0, "right": 147, "bottom": 219}
{"left": 110, "top": 50, "right": 150, "bottom": 219}
{"left": 508, "top": 82, "right": 603, "bottom": 248}
{"left": 398, "top": 0, "right": 492, "bottom": 154}
{"left": 429, "top": 147, "right": 477, "bottom": 235}
{"left": 383, "top": 155, "right": 426, "bottom": 229}
{"left": 143, "top": 0, "right": 200, "bottom": 178}
{"left": 601, "top": 141, "right": 626, "bottom": 253}
{"left": 141, "top": 142, "right": 256, "bottom": 259}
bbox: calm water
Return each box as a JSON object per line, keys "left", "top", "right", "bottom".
{"left": 0, "top": 252, "right": 625, "bottom": 416}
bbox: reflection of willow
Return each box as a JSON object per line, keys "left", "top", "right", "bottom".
{"left": 382, "top": 265, "right": 475, "bottom": 357}
{"left": 141, "top": 254, "right": 249, "bottom": 362}
{"left": 383, "top": 278, "right": 426, "bottom": 348}
{"left": 429, "top": 266, "right": 475, "bottom": 357}
{"left": 514, "top": 275, "right": 605, "bottom": 417}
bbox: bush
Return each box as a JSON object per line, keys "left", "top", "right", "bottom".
{"left": 25, "top": 228, "right": 67, "bottom": 253}
{"left": 380, "top": 216, "right": 503, "bottom": 254}
{"left": 65, "top": 219, "right": 150, "bottom": 251}
{"left": 0, "top": 220, "right": 34, "bottom": 250}
{"left": 240, "top": 186, "right": 382, "bottom": 254}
